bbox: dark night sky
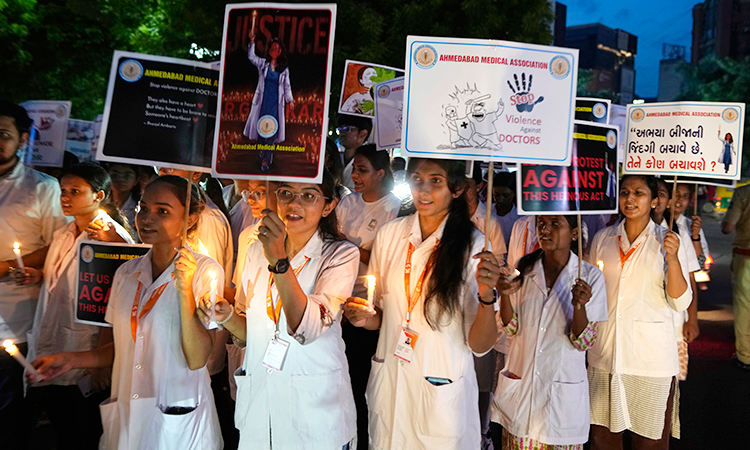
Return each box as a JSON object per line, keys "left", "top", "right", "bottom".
{"left": 564, "top": 0, "right": 694, "bottom": 98}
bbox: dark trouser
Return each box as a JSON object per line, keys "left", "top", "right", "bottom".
{"left": 343, "top": 322, "right": 379, "bottom": 450}
{"left": 0, "top": 342, "right": 33, "bottom": 448}
{"left": 30, "top": 384, "right": 109, "bottom": 450}
{"left": 211, "top": 365, "right": 239, "bottom": 450}
{"left": 590, "top": 378, "right": 676, "bottom": 450}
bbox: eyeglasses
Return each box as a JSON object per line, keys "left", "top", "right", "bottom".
{"left": 336, "top": 126, "right": 358, "bottom": 135}
{"left": 275, "top": 188, "right": 329, "bottom": 206}
{"left": 242, "top": 189, "right": 266, "bottom": 202}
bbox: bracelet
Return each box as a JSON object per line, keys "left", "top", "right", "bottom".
{"left": 478, "top": 288, "right": 498, "bottom": 305}
{"left": 216, "top": 307, "right": 235, "bottom": 325}
{"left": 692, "top": 237, "right": 701, "bottom": 242}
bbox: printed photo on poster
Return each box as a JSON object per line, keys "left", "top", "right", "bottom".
{"left": 66, "top": 119, "right": 95, "bottom": 162}
{"left": 609, "top": 104, "right": 627, "bottom": 162}
{"left": 373, "top": 77, "right": 404, "bottom": 149}
{"left": 403, "top": 36, "right": 578, "bottom": 165}
{"left": 75, "top": 241, "right": 151, "bottom": 327}
{"left": 20, "top": 100, "right": 71, "bottom": 168}
{"left": 575, "top": 97, "right": 610, "bottom": 124}
{"left": 98, "top": 51, "right": 219, "bottom": 172}
{"left": 213, "top": 3, "right": 336, "bottom": 182}
{"left": 518, "top": 121, "right": 619, "bottom": 215}
{"left": 338, "top": 60, "right": 403, "bottom": 118}
{"left": 624, "top": 101, "right": 745, "bottom": 180}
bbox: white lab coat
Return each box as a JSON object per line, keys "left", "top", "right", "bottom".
{"left": 469, "top": 201, "right": 507, "bottom": 262}
{"left": 366, "top": 214, "right": 484, "bottom": 450}
{"left": 195, "top": 197, "right": 233, "bottom": 288}
{"left": 100, "top": 249, "right": 222, "bottom": 450}
{"left": 491, "top": 253, "right": 608, "bottom": 445}
{"left": 587, "top": 220, "right": 692, "bottom": 377}
{"left": 222, "top": 184, "right": 258, "bottom": 270}
{"left": 506, "top": 216, "right": 537, "bottom": 269}
{"left": 235, "top": 232, "right": 358, "bottom": 450}
{"left": 243, "top": 43, "right": 293, "bottom": 142}
{"left": 0, "top": 162, "right": 69, "bottom": 342}
{"left": 27, "top": 214, "right": 133, "bottom": 387}
{"left": 496, "top": 203, "right": 519, "bottom": 248}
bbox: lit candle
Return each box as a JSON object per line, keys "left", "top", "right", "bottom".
{"left": 12, "top": 242, "right": 25, "bottom": 272}
{"left": 365, "top": 275, "right": 376, "bottom": 312}
{"left": 208, "top": 271, "right": 217, "bottom": 322}
{"left": 3, "top": 340, "right": 42, "bottom": 382}
{"left": 597, "top": 261, "right": 605, "bottom": 271}
{"left": 508, "top": 269, "right": 521, "bottom": 281}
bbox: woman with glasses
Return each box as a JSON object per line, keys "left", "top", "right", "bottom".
{"left": 344, "top": 158, "right": 501, "bottom": 450}
{"left": 199, "top": 170, "right": 358, "bottom": 449}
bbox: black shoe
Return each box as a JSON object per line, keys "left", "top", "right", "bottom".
{"left": 732, "top": 354, "right": 750, "bottom": 370}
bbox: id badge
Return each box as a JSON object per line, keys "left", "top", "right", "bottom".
{"left": 262, "top": 337, "right": 290, "bottom": 372}
{"left": 393, "top": 327, "right": 419, "bottom": 363}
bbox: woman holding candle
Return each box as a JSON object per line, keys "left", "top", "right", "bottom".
{"left": 12, "top": 162, "right": 133, "bottom": 449}
{"left": 344, "top": 158, "right": 501, "bottom": 450}
{"left": 490, "top": 215, "right": 608, "bottom": 450}
{"left": 199, "top": 170, "right": 359, "bottom": 449}
{"left": 587, "top": 175, "right": 691, "bottom": 450}
{"left": 335, "top": 144, "right": 401, "bottom": 449}
{"left": 31, "top": 175, "right": 223, "bottom": 450}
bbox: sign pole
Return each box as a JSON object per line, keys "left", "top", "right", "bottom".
{"left": 181, "top": 171, "right": 194, "bottom": 247}
{"left": 485, "top": 162, "right": 494, "bottom": 251}
{"left": 576, "top": 213, "right": 583, "bottom": 310}
{"left": 694, "top": 183, "right": 699, "bottom": 217}
{"left": 669, "top": 175, "right": 678, "bottom": 231}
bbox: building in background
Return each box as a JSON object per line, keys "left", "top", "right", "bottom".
{"left": 658, "top": 44, "right": 689, "bottom": 102}
{"left": 565, "top": 23, "right": 638, "bottom": 104}
{"left": 550, "top": 1, "right": 567, "bottom": 47}
{"left": 692, "top": 0, "right": 750, "bottom": 63}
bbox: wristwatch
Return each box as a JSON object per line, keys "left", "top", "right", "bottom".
{"left": 478, "top": 288, "right": 498, "bottom": 305}
{"left": 268, "top": 257, "right": 290, "bottom": 274}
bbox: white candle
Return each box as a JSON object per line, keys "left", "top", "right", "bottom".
{"left": 597, "top": 261, "right": 605, "bottom": 272}
{"left": 12, "top": 242, "right": 25, "bottom": 272}
{"left": 365, "top": 275, "right": 376, "bottom": 312}
{"left": 209, "top": 271, "right": 217, "bottom": 322}
{"left": 3, "top": 340, "right": 42, "bottom": 382}
{"left": 95, "top": 209, "right": 110, "bottom": 231}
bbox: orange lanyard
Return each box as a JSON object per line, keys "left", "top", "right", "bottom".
{"left": 404, "top": 241, "right": 439, "bottom": 325}
{"left": 130, "top": 281, "right": 170, "bottom": 342}
{"left": 618, "top": 235, "right": 647, "bottom": 268}
{"left": 521, "top": 222, "right": 540, "bottom": 255}
{"left": 265, "top": 257, "right": 311, "bottom": 327}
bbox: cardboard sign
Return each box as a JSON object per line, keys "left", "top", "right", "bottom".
{"left": 20, "top": 101, "right": 71, "bottom": 168}
{"left": 338, "top": 60, "right": 403, "bottom": 118}
{"left": 66, "top": 119, "right": 96, "bottom": 162}
{"left": 673, "top": 175, "right": 737, "bottom": 188}
{"left": 402, "top": 36, "right": 578, "bottom": 165}
{"left": 98, "top": 51, "right": 219, "bottom": 171}
{"left": 518, "top": 121, "right": 619, "bottom": 215}
{"left": 609, "top": 104, "right": 627, "bottom": 162}
{"left": 212, "top": 3, "right": 336, "bottom": 183}
{"left": 576, "top": 97, "right": 610, "bottom": 124}
{"left": 624, "top": 101, "right": 745, "bottom": 180}
{"left": 90, "top": 115, "right": 103, "bottom": 159}
{"left": 76, "top": 241, "right": 151, "bottom": 327}
{"left": 373, "top": 77, "right": 404, "bottom": 150}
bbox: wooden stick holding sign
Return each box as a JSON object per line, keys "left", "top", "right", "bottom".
{"left": 577, "top": 214, "right": 582, "bottom": 310}
{"left": 694, "top": 184, "right": 699, "bottom": 216}
{"left": 181, "top": 171, "right": 194, "bottom": 248}
{"left": 669, "top": 175, "right": 678, "bottom": 231}
{"left": 266, "top": 179, "right": 270, "bottom": 211}
{"left": 485, "top": 162, "right": 494, "bottom": 251}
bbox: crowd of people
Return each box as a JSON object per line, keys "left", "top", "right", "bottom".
{"left": 0, "top": 101, "right": 748, "bottom": 450}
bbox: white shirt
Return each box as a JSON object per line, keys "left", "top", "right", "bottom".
{"left": 672, "top": 215, "right": 701, "bottom": 339}
{"left": 492, "top": 253, "right": 608, "bottom": 445}
{"left": 195, "top": 197, "right": 233, "bottom": 288}
{"left": 235, "top": 232, "right": 358, "bottom": 450}
{"left": 507, "top": 215, "right": 537, "bottom": 269}
{"left": 587, "top": 220, "right": 692, "bottom": 377}
{"left": 366, "top": 214, "right": 484, "bottom": 450}
{"left": 0, "top": 162, "right": 69, "bottom": 342}
{"left": 342, "top": 159, "right": 356, "bottom": 191}
{"left": 102, "top": 249, "right": 222, "bottom": 450}
{"left": 496, "top": 203, "right": 519, "bottom": 247}
{"left": 336, "top": 191, "right": 401, "bottom": 296}
{"left": 469, "top": 201, "right": 507, "bottom": 262}
{"left": 222, "top": 184, "right": 258, "bottom": 266}
{"left": 28, "top": 214, "right": 133, "bottom": 387}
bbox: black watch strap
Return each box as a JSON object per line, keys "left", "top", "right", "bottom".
{"left": 478, "top": 288, "right": 498, "bottom": 305}
{"left": 268, "top": 257, "right": 290, "bottom": 274}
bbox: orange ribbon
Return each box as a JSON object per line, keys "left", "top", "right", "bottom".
{"left": 404, "top": 241, "right": 439, "bottom": 325}
{"left": 131, "top": 281, "right": 169, "bottom": 342}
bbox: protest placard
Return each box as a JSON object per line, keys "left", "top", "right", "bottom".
{"left": 212, "top": 3, "right": 336, "bottom": 183}
{"left": 373, "top": 77, "right": 404, "bottom": 150}
{"left": 674, "top": 175, "right": 736, "bottom": 188}
{"left": 90, "top": 115, "right": 103, "bottom": 159}
{"left": 339, "top": 60, "right": 403, "bottom": 118}
{"left": 75, "top": 241, "right": 151, "bottom": 327}
{"left": 402, "top": 36, "right": 578, "bottom": 165}
{"left": 20, "top": 101, "right": 71, "bottom": 167}
{"left": 576, "top": 97, "right": 610, "bottom": 124}
{"left": 609, "top": 104, "right": 627, "bottom": 162}
{"left": 518, "top": 121, "right": 619, "bottom": 215}
{"left": 98, "top": 51, "right": 219, "bottom": 172}
{"left": 66, "top": 119, "right": 95, "bottom": 162}
{"left": 623, "top": 101, "right": 745, "bottom": 180}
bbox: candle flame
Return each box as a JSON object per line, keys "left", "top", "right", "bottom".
{"left": 13, "top": 242, "right": 19, "bottom": 251}
{"left": 197, "top": 240, "right": 210, "bottom": 257}
{"left": 366, "top": 275, "right": 376, "bottom": 287}
{"left": 2, "top": 339, "right": 13, "bottom": 349}
{"left": 597, "top": 261, "right": 605, "bottom": 271}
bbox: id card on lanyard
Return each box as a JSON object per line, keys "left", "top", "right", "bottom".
{"left": 394, "top": 241, "right": 437, "bottom": 363}
{"left": 262, "top": 256, "right": 310, "bottom": 372}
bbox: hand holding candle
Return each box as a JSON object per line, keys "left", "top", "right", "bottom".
{"left": 3, "top": 340, "right": 42, "bottom": 382}
{"left": 13, "top": 242, "right": 25, "bottom": 272}
{"left": 365, "top": 275, "right": 376, "bottom": 312}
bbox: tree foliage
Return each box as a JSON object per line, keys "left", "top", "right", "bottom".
{"left": 0, "top": 0, "right": 553, "bottom": 120}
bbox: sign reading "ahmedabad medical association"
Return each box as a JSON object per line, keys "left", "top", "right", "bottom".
{"left": 402, "top": 36, "right": 578, "bottom": 165}
{"left": 624, "top": 101, "right": 745, "bottom": 180}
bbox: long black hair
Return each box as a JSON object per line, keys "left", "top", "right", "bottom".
{"left": 265, "top": 38, "right": 289, "bottom": 73}
{"left": 514, "top": 215, "right": 581, "bottom": 287}
{"left": 407, "top": 158, "right": 474, "bottom": 330}
{"left": 61, "top": 162, "right": 130, "bottom": 233}
{"left": 354, "top": 144, "right": 395, "bottom": 191}
{"left": 145, "top": 175, "right": 206, "bottom": 238}
{"left": 652, "top": 177, "right": 679, "bottom": 233}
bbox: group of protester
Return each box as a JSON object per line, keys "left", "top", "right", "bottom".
{"left": 0, "top": 101, "right": 747, "bottom": 450}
